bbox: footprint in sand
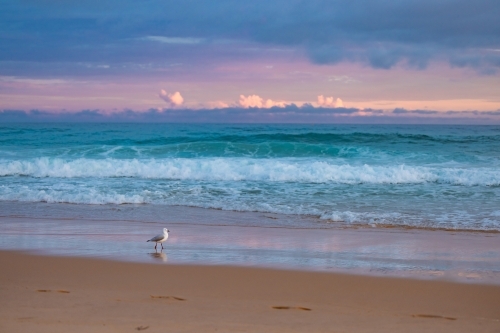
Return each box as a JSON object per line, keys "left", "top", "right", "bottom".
{"left": 150, "top": 295, "right": 186, "bottom": 301}
{"left": 37, "top": 289, "right": 70, "bottom": 293}
{"left": 412, "top": 314, "right": 457, "bottom": 320}
{"left": 272, "top": 306, "right": 311, "bottom": 311}
{"left": 136, "top": 325, "right": 149, "bottom": 331}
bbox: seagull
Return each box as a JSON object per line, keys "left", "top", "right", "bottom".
{"left": 147, "top": 228, "right": 170, "bottom": 250}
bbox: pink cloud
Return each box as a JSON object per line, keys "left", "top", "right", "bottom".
{"left": 159, "top": 89, "right": 184, "bottom": 107}
{"left": 318, "top": 95, "right": 343, "bottom": 108}
{"left": 238, "top": 94, "right": 286, "bottom": 108}
{"left": 335, "top": 98, "right": 344, "bottom": 108}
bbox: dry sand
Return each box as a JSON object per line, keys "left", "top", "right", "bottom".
{"left": 1, "top": 251, "right": 499, "bottom": 333}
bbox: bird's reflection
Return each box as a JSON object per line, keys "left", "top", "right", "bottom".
{"left": 150, "top": 251, "right": 168, "bottom": 262}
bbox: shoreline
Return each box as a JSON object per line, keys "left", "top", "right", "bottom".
{"left": 1, "top": 250, "right": 499, "bottom": 333}
{"left": 1, "top": 200, "right": 500, "bottom": 233}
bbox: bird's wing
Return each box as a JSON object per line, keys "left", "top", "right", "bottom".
{"left": 148, "top": 234, "right": 164, "bottom": 242}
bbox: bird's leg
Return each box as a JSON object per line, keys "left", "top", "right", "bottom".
{"left": 161, "top": 243, "right": 164, "bottom": 250}
{"left": 155, "top": 243, "right": 157, "bottom": 250}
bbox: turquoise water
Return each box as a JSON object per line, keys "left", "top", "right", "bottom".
{"left": 1, "top": 124, "right": 500, "bottom": 231}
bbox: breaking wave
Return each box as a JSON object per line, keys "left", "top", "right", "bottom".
{"left": 1, "top": 157, "right": 499, "bottom": 186}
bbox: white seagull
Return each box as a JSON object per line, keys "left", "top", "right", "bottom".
{"left": 147, "top": 228, "right": 170, "bottom": 250}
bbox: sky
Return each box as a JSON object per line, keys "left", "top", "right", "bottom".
{"left": 1, "top": 0, "right": 500, "bottom": 123}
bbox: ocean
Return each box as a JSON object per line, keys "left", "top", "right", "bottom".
{"left": 1, "top": 123, "right": 499, "bottom": 232}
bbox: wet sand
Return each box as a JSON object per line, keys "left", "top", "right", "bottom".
{"left": 2, "top": 215, "right": 500, "bottom": 283}
{"left": 1, "top": 250, "right": 499, "bottom": 333}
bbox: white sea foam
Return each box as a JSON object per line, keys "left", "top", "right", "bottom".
{"left": 2, "top": 184, "right": 498, "bottom": 231}
{"left": 0, "top": 185, "right": 147, "bottom": 205}
{"left": 321, "top": 211, "right": 404, "bottom": 224}
{"left": 320, "top": 210, "right": 500, "bottom": 231}
{"left": 1, "top": 157, "right": 500, "bottom": 185}
{"left": 1, "top": 182, "right": 499, "bottom": 230}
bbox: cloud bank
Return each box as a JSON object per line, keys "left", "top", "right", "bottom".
{"left": 1, "top": 0, "right": 499, "bottom": 76}
{"left": 2, "top": 107, "right": 499, "bottom": 124}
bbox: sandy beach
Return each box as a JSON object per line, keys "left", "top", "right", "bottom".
{"left": 1, "top": 250, "right": 499, "bottom": 333}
